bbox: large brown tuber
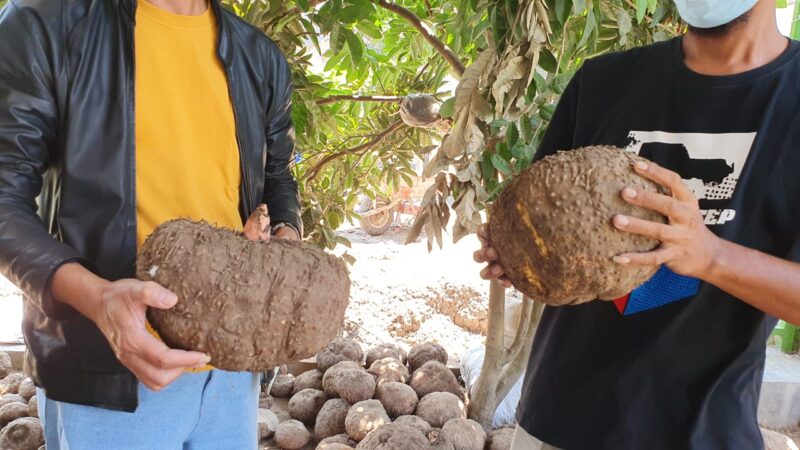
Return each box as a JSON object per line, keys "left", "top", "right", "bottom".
{"left": 257, "top": 408, "right": 279, "bottom": 440}
{"left": 317, "top": 338, "right": 364, "bottom": 372}
{"left": 489, "top": 146, "right": 666, "bottom": 305}
{"left": 315, "top": 398, "right": 351, "bottom": 441}
{"left": 374, "top": 382, "right": 418, "bottom": 418}
{"left": 26, "top": 396, "right": 37, "bottom": 419}
{"left": 16, "top": 379, "right": 35, "bottom": 402}
{"left": 486, "top": 427, "right": 515, "bottom": 450}
{"left": 293, "top": 369, "right": 324, "bottom": 394}
{"left": 415, "top": 392, "right": 466, "bottom": 428}
{"left": 409, "top": 361, "right": 461, "bottom": 399}
{"left": 0, "top": 352, "right": 11, "bottom": 379}
{"left": 344, "top": 400, "right": 390, "bottom": 442}
{"left": 368, "top": 358, "right": 409, "bottom": 386}
{"left": 441, "top": 419, "right": 486, "bottom": 450}
{"left": 0, "top": 402, "right": 28, "bottom": 428}
{"left": 0, "top": 394, "right": 25, "bottom": 409}
{"left": 317, "top": 433, "right": 358, "bottom": 449}
{"left": 426, "top": 428, "right": 456, "bottom": 450}
{"left": 407, "top": 343, "right": 448, "bottom": 372}
{"left": 323, "top": 361, "right": 376, "bottom": 404}
{"left": 0, "top": 417, "right": 44, "bottom": 450}
{"left": 274, "top": 419, "right": 311, "bottom": 450}
{"left": 136, "top": 219, "right": 350, "bottom": 371}
{"left": 288, "top": 388, "right": 327, "bottom": 425}
{"left": 393, "top": 415, "right": 432, "bottom": 434}
{"left": 365, "top": 344, "right": 407, "bottom": 367}
{"left": 0, "top": 373, "right": 25, "bottom": 396}
{"left": 271, "top": 373, "right": 295, "bottom": 398}
{"left": 355, "top": 423, "right": 430, "bottom": 450}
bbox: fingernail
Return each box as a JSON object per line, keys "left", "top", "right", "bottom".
{"left": 635, "top": 161, "right": 648, "bottom": 171}
{"left": 195, "top": 355, "right": 211, "bottom": 367}
{"left": 613, "top": 256, "right": 630, "bottom": 264}
{"left": 622, "top": 187, "right": 637, "bottom": 199}
{"left": 615, "top": 215, "right": 629, "bottom": 227}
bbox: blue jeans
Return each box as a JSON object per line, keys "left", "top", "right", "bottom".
{"left": 38, "top": 370, "right": 259, "bottom": 450}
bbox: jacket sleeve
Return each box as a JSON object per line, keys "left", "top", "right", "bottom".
{"left": 262, "top": 48, "right": 303, "bottom": 236}
{"left": 0, "top": 1, "right": 86, "bottom": 318}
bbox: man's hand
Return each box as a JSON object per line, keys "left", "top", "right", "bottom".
{"left": 473, "top": 224, "right": 512, "bottom": 288}
{"left": 612, "top": 161, "right": 723, "bottom": 278}
{"left": 243, "top": 204, "right": 271, "bottom": 241}
{"left": 90, "top": 280, "right": 211, "bottom": 391}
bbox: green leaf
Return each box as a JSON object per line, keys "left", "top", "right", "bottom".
{"left": 324, "top": 48, "right": 348, "bottom": 72}
{"left": 506, "top": 122, "right": 519, "bottom": 148}
{"left": 342, "top": 28, "right": 364, "bottom": 66}
{"left": 338, "top": 3, "right": 375, "bottom": 23}
{"left": 296, "top": 0, "right": 310, "bottom": 11}
{"left": 357, "top": 20, "right": 383, "bottom": 39}
{"left": 635, "top": 0, "right": 647, "bottom": 23}
{"left": 491, "top": 153, "right": 513, "bottom": 175}
{"left": 540, "top": 104, "right": 556, "bottom": 121}
{"left": 439, "top": 97, "right": 456, "bottom": 118}
{"left": 555, "top": 0, "right": 572, "bottom": 24}
{"left": 538, "top": 49, "right": 558, "bottom": 72}
{"left": 512, "top": 142, "right": 535, "bottom": 169}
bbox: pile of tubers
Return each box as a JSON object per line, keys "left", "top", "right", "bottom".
{"left": 0, "top": 352, "right": 44, "bottom": 450}
{"left": 264, "top": 338, "right": 513, "bottom": 450}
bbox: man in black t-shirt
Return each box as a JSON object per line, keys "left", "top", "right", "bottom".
{"left": 475, "top": 0, "right": 800, "bottom": 448}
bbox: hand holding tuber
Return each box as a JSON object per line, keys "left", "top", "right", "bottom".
{"left": 473, "top": 224, "right": 512, "bottom": 289}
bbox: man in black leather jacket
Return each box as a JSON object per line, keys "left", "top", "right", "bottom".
{"left": 0, "top": 0, "right": 301, "bottom": 446}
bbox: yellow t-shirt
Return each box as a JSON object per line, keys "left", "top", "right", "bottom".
{"left": 135, "top": 0, "right": 242, "bottom": 248}
{"left": 135, "top": 1, "right": 241, "bottom": 371}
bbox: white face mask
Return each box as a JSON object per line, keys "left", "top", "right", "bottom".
{"left": 673, "top": 0, "right": 758, "bottom": 28}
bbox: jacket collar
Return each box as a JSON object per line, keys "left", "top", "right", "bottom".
{"left": 120, "top": 0, "right": 233, "bottom": 66}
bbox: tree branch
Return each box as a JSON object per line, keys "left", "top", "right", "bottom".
{"left": 301, "top": 120, "right": 405, "bottom": 182}
{"left": 503, "top": 296, "right": 534, "bottom": 365}
{"left": 316, "top": 95, "right": 405, "bottom": 105}
{"left": 493, "top": 301, "right": 541, "bottom": 403}
{"left": 374, "top": 0, "right": 466, "bottom": 77}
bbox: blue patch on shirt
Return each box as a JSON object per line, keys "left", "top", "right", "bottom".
{"left": 622, "top": 266, "right": 701, "bottom": 315}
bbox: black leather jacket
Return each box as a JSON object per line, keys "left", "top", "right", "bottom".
{"left": 0, "top": 0, "right": 301, "bottom": 411}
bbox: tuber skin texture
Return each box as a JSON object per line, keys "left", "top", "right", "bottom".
{"left": 314, "top": 398, "right": 351, "bottom": 441}
{"left": 322, "top": 362, "right": 376, "bottom": 404}
{"left": 0, "top": 394, "right": 25, "bottom": 409}
{"left": 317, "top": 444, "right": 353, "bottom": 450}
{"left": 257, "top": 408, "right": 279, "bottom": 440}
{"left": 367, "top": 358, "right": 409, "bottom": 386}
{"left": 441, "top": 418, "right": 486, "bottom": 450}
{"left": 27, "top": 396, "right": 37, "bottom": 419}
{"left": 344, "top": 399, "right": 390, "bottom": 442}
{"left": 0, "top": 417, "right": 44, "bottom": 450}
{"left": 415, "top": 392, "right": 466, "bottom": 428}
{"left": 365, "top": 344, "right": 407, "bottom": 367}
{"left": 16, "top": 379, "right": 35, "bottom": 402}
{"left": 489, "top": 146, "right": 666, "bottom": 305}
{"left": 393, "top": 415, "right": 432, "bottom": 434}
{"left": 274, "top": 419, "right": 311, "bottom": 450}
{"left": 270, "top": 373, "right": 295, "bottom": 398}
{"left": 0, "top": 402, "right": 29, "bottom": 428}
{"left": 293, "top": 369, "right": 324, "bottom": 394}
{"left": 0, "top": 373, "right": 25, "bottom": 396}
{"left": 0, "top": 352, "right": 11, "bottom": 379}
{"left": 354, "top": 423, "right": 430, "bottom": 450}
{"left": 137, "top": 219, "right": 350, "bottom": 371}
{"left": 316, "top": 338, "right": 364, "bottom": 372}
{"left": 426, "top": 428, "right": 456, "bottom": 449}
{"left": 486, "top": 427, "right": 515, "bottom": 450}
{"left": 317, "top": 433, "right": 358, "bottom": 449}
{"left": 288, "top": 388, "right": 328, "bottom": 425}
{"left": 374, "top": 382, "right": 418, "bottom": 418}
{"left": 407, "top": 343, "right": 448, "bottom": 372}
{"left": 409, "top": 361, "right": 461, "bottom": 399}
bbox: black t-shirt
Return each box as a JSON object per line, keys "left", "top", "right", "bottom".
{"left": 517, "top": 37, "right": 800, "bottom": 450}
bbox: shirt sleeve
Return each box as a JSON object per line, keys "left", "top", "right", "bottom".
{"left": 533, "top": 67, "right": 583, "bottom": 162}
